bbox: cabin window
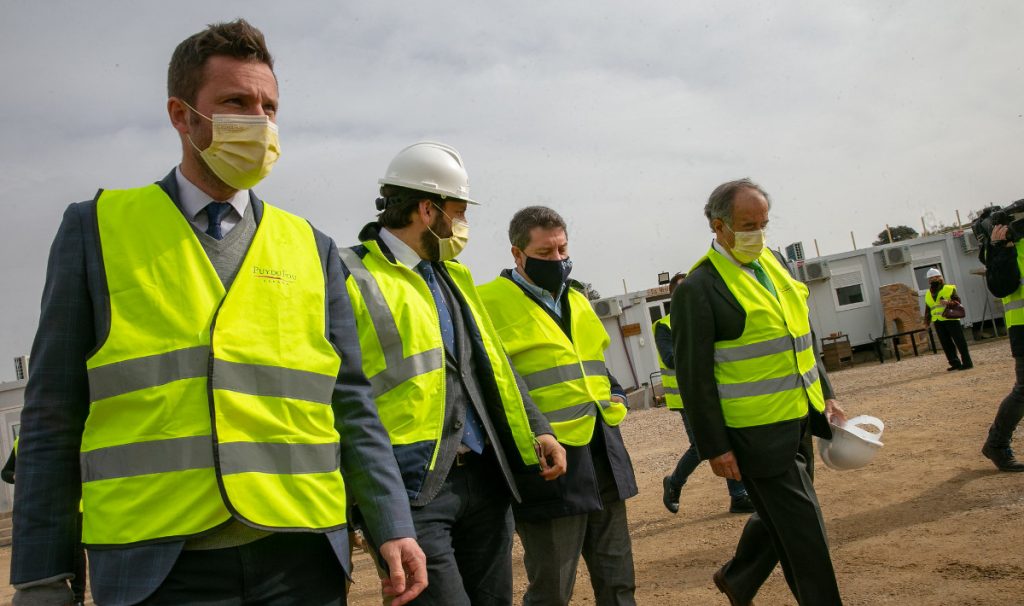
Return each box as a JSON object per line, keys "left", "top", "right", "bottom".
{"left": 832, "top": 271, "right": 870, "bottom": 311}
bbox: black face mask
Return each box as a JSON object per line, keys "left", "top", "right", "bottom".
{"left": 930, "top": 281, "right": 943, "bottom": 292}
{"left": 523, "top": 256, "right": 573, "bottom": 293}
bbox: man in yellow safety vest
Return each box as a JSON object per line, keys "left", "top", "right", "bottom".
{"left": 11, "top": 20, "right": 425, "bottom": 605}
{"left": 674, "top": 179, "right": 847, "bottom": 606}
{"left": 922, "top": 267, "right": 973, "bottom": 371}
{"left": 340, "top": 143, "right": 566, "bottom": 605}
{"left": 479, "top": 206, "right": 638, "bottom": 606}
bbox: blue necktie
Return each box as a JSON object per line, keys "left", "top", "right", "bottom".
{"left": 417, "top": 261, "right": 485, "bottom": 454}
{"left": 205, "top": 202, "right": 230, "bottom": 240}
{"left": 747, "top": 260, "right": 778, "bottom": 299}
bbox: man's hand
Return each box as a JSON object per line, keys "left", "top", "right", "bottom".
{"left": 379, "top": 537, "right": 427, "bottom": 606}
{"left": 992, "top": 224, "right": 1010, "bottom": 244}
{"left": 825, "top": 399, "right": 847, "bottom": 427}
{"left": 535, "top": 433, "right": 567, "bottom": 481}
{"left": 709, "top": 451, "right": 741, "bottom": 481}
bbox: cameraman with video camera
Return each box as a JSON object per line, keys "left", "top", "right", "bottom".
{"left": 979, "top": 212, "right": 1024, "bottom": 472}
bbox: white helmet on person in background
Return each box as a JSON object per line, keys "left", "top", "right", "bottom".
{"left": 817, "top": 415, "right": 885, "bottom": 471}
{"left": 378, "top": 141, "right": 478, "bottom": 204}
{"left": 926, "top": 267, "right": 942, "bottom": 279}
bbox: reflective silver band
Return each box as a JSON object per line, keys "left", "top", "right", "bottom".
{"left": 544, "top": 402, "right": 598, "bottom": 423}
{"left": 714, "top": 333, "right": 812, "bottom": 363}
{"left": 81, "top": 435, "right": 213, "bottom": 482}
{"left": 339, "top": 247, "right": 444, "bottom": 396}
{"left": 81, "top": 436, "right": 341, "bottom": 482}
{"left": 522, "top": 360, "right": 608, "bottom": 391}
{"left": 213, "top": 359, "right": 335, "bottom": 405}
{"left": 219, "top": 441, "right": 340, "bottom": 476}
{"left": 717, "top": 367, "right": 820, "bottom": 400}
{"left": 88, "top": 347, "right": 209, "bottom": 401}
{"left": 664, "top": 387, "right": 680, "bottom": 395}
{"left": 1005, "top": 299, "right": 1024, "bottom": 311}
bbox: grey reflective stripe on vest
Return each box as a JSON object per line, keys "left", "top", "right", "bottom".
{"left": 664, "top": 387, "right": 680, "bottom": 395}
{"left": 522, "top": 360, "right": 608, "bottom": 391}
{"left": 339, "top": 247, "right": 444, "bottom": 396}
{"left": 213, "top": 359, "right": 335, "bottom": 404}
{"left": 81, "top": 436, "right": 340, "bottom": 482}
{"left": 544, "top": 402, "right": 599, "bottom": 423}
{"left": 713, "top": 332, "right": 812, "bottom": 363}
{"left": 81, "top": 435, "right": 213, "bottom": 482}
{"left": 88, "top": 346, "right": 209, "bottom": 401}
{"left": 717, "top": 367, "right": 820, "bottom": 400}
{"left": 219, "top": 441, "right": 339, "bottom": 475}
{"left": 1005, "top": 298, "right": 1024, "bottom": 311}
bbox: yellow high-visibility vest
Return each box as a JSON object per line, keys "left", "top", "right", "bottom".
{"left": 652, "top": 316, "right": 682, "bottom": 410}
{"left": 82, "top": 185, "right": 346, "bottom": 546}
{"left": 692, "top": 248, "right": 825, "bottom": 428}
{"left": 925, "top": 284, "right": 958, "bottom": 323}
{"left": 477, "top": 276, "right": 627, "bottom": 447}
{"left": 340, "top": 242, "right": 539, "bottom": 469}
{"left": 1003, "top": 240, "right": 1024, "bottom": 328}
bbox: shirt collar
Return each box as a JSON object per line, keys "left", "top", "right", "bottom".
{"left": 379, "top": 227, "right": 424, "bottom": 269}
{"left": 510, "top": 267, "right": 565, "bottom": 312}
{"left": 175, "top": 166, "right": 250, "bottom": 222}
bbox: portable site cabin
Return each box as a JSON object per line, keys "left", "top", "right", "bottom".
{"left": 797, "top": 229, "right": 999, "bottom": 347}
{"left": 591, "top": 285, "right": 674, "bottom": 408}
{"left": 0, "top": 379, "right": 25, "bottom": 513}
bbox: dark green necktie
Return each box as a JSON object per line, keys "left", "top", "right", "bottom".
{"left": 747, "top": 260, "right": 777, "bottom": 299}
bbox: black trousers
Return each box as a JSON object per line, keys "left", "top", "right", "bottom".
{"left": 934, "top": 321, "right": 972, "bottom": 368}
{"left": 987, "top": 355, "right": 1024, "bottom": 449}
{"left": 138, "top": 533, "right": 346, "bottom": 605}
{"left": 721, "top": 430, "right": 842, "bottom": 605}
{"left": 408, "top": 448, "right": 514, "bottom": 606}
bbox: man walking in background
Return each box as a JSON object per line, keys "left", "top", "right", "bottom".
{"left": 655, "top": 273, "right": 754, "bottom": 516}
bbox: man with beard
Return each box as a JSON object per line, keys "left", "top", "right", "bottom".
{"left": 339, "top": 142, "right": 567, "bottom": 605}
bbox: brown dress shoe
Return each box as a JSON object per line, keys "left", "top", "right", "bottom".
{"left": 714, "top": 567, "right": 755, "bottom": 606}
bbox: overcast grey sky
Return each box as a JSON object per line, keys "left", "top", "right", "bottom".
{"left": 1, "top": 1, "right": 1021, "bottom": 380}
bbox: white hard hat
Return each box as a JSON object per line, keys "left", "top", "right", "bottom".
{"left": 817, "top": 415, "right": 884, "bottom": 471}
{"left": 378, "top": 141, "right": 477, "bottom": 204}
{"left": 926, "top": 267, "right": 942, "bottom": 279}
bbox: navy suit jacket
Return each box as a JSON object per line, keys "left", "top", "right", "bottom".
{"left": 12, "top": 171, "right": 415, "bottom": 605}
{"left": 672, "top": 247, "right": 835, "bottom": 478}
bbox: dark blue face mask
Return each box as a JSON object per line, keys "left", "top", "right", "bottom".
{"left": 524, "top": 256, "right": 573, "bottom": 293}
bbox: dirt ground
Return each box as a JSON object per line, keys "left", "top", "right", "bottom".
{"left": 3, "top": 338, "right": 1023, "bottom": 605}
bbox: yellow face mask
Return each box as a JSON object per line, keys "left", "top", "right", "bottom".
{"left": 182, "top": 101, "right": 281, "bottom": 191}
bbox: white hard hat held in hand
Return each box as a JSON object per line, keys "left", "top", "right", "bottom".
{"left": 378, "top": 141, "right": 477, "bottom": 204}
{"left": 817, "top": 415, "right": 885, "bottom": 471}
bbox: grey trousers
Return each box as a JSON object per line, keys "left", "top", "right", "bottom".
{"left": 516, "top": 500, "right": 636, "bottom": 606}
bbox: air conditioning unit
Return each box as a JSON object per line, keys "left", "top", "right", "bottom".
{"left": 960, "top": 231, "right": 979, "bottom": 253}
{"left": 800, "top": 259, "right": 830, "bottom": 282}
{"left": 881, "top": 245, "right": 911, "bottom": 268}
{"left": 593, "top": 298, "right": 623, "bottom": 318}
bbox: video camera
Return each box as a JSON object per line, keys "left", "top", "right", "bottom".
{"left": 972, "top": 198, "right": 1024, "bottom": 264}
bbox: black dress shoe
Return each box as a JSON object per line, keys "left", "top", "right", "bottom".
{"left": 982, "top": 444, "right": 1024, "bottom": 472}
{"left": 714, "top": 567, "right": 754, "bottom": 606}
{"left": 729, "top": 494, "right": 756, "bottom": 514}
{"left": 662, "top": 476, "right": 681, "bottom": 513}
{"left": 959, "top": 363, "right": 974, "bottom": 370}
{"left": 946, "top": 364, "right": 962, "bottom": 371}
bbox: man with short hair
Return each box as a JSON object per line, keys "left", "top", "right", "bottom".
{"left": 674, "top": 179, "right": 846, "bottom": 605}
{"left": 479, "top": 206, "right": 638, "bottom": 606}
{"left": 12, "top": 20, "right": 424, "bottom": 606}
{"left": 655, "top": 274, "right": 754, "bottom": 516}
{"left": 340, "top": 143, "right": 567, "bottom": 606}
